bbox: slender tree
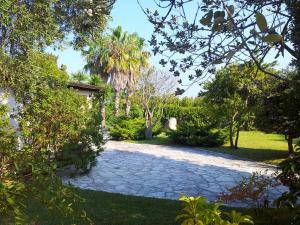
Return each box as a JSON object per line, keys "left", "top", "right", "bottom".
{"left": 84, "top": 38, "right": 111, "bottom": 128}
{"left": 125, "top": 33, "right": 150, "bottom": 118}
{"left": 137, "top": 68, "right": 177, "bottom": 139}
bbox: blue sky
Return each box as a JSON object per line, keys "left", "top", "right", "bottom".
{"left": 50, "top": 0, "right": 293, "bottom": 97}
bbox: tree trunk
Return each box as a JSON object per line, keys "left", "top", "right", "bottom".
{"left": 100, "top": 101, "right": 106, "bottom": 128}
{"left": 229, "top": 112, "right": 239, "bottom": 149}
{"left": 145, "top": 109, "right": 153, "bottom": 139}
{"left": 145, "top": 127, "right": 153, "bottom": 140}
{"left": 234, "top": 127, "right": 240, "bottom": 149}
{"left": 287, "top": 135, "right": 294, "bottom": 155}
{"left": 125, "top": 91, "right": 131, "bottom": 118}
{"left": 234, "top": 120, "right": 242, "bottom": 149}
{"left": 229, "top": 122, "right": 234, "bottom": 148}
{"left": 114, "top": 90, "right": 120, "bottom": 116}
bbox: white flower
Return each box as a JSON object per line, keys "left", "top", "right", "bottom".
{"left": 86, "top": 9, "right": 93, "bottom": 17}
{"left": 96, "top": 5, "right": 102, "bottom": 12}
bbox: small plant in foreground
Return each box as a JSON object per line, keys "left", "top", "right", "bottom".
{"left": 176, "top": 196, "right": 253, "bottom": 225}
{"left": 218, "top": 171, "right": 279, "bottom": 208}
{"left": 275, "top": 141, "right": 300, "bottom": 224}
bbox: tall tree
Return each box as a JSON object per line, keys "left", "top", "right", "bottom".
{"left": 256, "top": 69, "right": 300, "bottom": 155}
{"left": 137, "top": 68, "right": 177, "bottom": 139}
{"left": 125, "top": 33, "right": 150, "bottom": 118}
{"left": 203, "top": 63, "right": 270, "bottom": 149}
{"left": 84, "top": 27, "right": 128, "bottom": 117}
{"left": 84, "top": 38, "right": 111, "bottom": 127}
{"left": 108, "top": 26, "right": 130, "bottom": 116}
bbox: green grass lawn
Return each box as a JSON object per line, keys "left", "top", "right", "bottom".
{"left": 130, "top": 131, "right": 298, "bottom": 164}
{"left": 10, "top": 189, "right": 294, "bottom": 225}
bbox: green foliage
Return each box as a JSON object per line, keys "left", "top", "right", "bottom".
{"left": 0, "top": 0, "right": 114, "bottom": 55}
{"left": 152, "top": 121, "right": 163, "bottom": 136}
{"left": 88, "top": 74, "right": 104, "bottom": 86}
{"left": 163, "top": 106, "right": 203, "bottom": 121}
{"left": 0, "top": 104, "right": 17, "bottom": 153}
{"left": 256, "top": 69, "right": 300, "bottom": 153}
{"left": 0, "top": 105, "right": 93, "bottom": 224}
{"left": 275, "top": 141, "right": 300, "bottom": 224}
{"left": 170, "top": 109, "right": 227, "bottom": 147}
{"left": 110, "top": 117, "right": 145, "bottom": 140}
{"left": 277, "top": 148, "right": 300, "bottom": 198}
{"left": 203, "top": 63, "right": 271, "bottom": 148}
{"left": 19, "top": 88, "right": 88, "bottom": 152}
{"left": 176, "top": 196, "right": 253, "bottom": 225}
{"left": 72, "top": 71, "right": 88, "bottom": 83}
{"left": 57, "top": 113, "right": 104, "bottom": 173}
{"left": 129, "top": 104, "right": 144, "bottom": 119}
{"left": 0, "top": 51, "right": 104, "bottom": 223}
{"left": 255, "top": 12, "right": 268, "bottom": 33}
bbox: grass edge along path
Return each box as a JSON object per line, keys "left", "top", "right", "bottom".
{"left": 128, "top": 131, "right": 298, "bottom": 165}
{"left": 4, "top": 189, "right": 294, "bottom": 225}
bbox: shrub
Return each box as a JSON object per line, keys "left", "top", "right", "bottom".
{"left": 0, "top": 49, "right": 98, "bottom": 224}
{"left": 218, "top": 171, "right": 279, "bottom": 208}
{"left": 0, "top": 103, "right": 92, "bottom": 224}
{"left": 275, "top": 141, "right": 300, "bottom": 224}
{"left": 57, "top": 121, "right": 104, "bottom": 174}
{"left": 176, "top": 196, "right": 253, "bottom": 225}
{"left": 19, "top": 87, "right": 88, "bottom": 152}
{"left": 56, "top": 93, "right": 105, "bottom": 173}
{"left": 170, "top": 111, "right": 227, "bottom": 147}
{"left": 110, "top": 117, "right": 145, "bottom": 140}
{"left": 152, "top": 120, "right": 163, "bottom": 136}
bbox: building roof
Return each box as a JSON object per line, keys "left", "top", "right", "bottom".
{"left": 68, "top": 82, "right": 104, "bottom": 92}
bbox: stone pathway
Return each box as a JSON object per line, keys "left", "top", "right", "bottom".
{"left": 63, "top": 141, "right": 286, "bottom": 206}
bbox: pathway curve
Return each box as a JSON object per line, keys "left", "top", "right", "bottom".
{"left": 63, "top": 141, "right": 286, "bottom": 206}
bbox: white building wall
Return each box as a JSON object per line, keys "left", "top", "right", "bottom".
{"left": 75, "top": 89, "right": 94, "bottom": 108}
{"left": 0, "top": 87, "right": 20, "bottom": 130}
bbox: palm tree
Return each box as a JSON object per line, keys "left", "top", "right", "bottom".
{"left": 84, "top": 26, "right": 129, "bottom": 120}
{"left": 109, "top": 26, "right": 129, "bottom": 116}
{"left": 84, "top": 38, "right": 111, "bottom": 128}
{"left": 84, "top": 26, "right": 149, "bottom": 120}
{"left": 124, "top": 34, "right": 150, "bottom": 118}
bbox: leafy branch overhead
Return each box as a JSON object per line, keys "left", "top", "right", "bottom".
{"left": 0, "top": 0, "right": 115, "bottom": 55}
{"left": 142, "top": 0, "right": 300, "bottom": 89}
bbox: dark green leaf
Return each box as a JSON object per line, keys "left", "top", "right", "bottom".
{"left": 262, "top": 34, "right": 282, "bottom": 43}
{"left": 256, "top": 12, "right": 268, "bottom": 32}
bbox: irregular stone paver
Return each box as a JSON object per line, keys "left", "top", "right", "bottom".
{"left": 63, "top": 141, "right": 286, "bottom": 206}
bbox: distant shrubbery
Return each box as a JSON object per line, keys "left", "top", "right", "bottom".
{"left": 168, "top": 106, "right": 227, "bottom": 147}
{"left": 170, "top": 119, "right": 227, "bottom": 147}
{"left": 110, "top": 117, "right": 145, "bottom": 140}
